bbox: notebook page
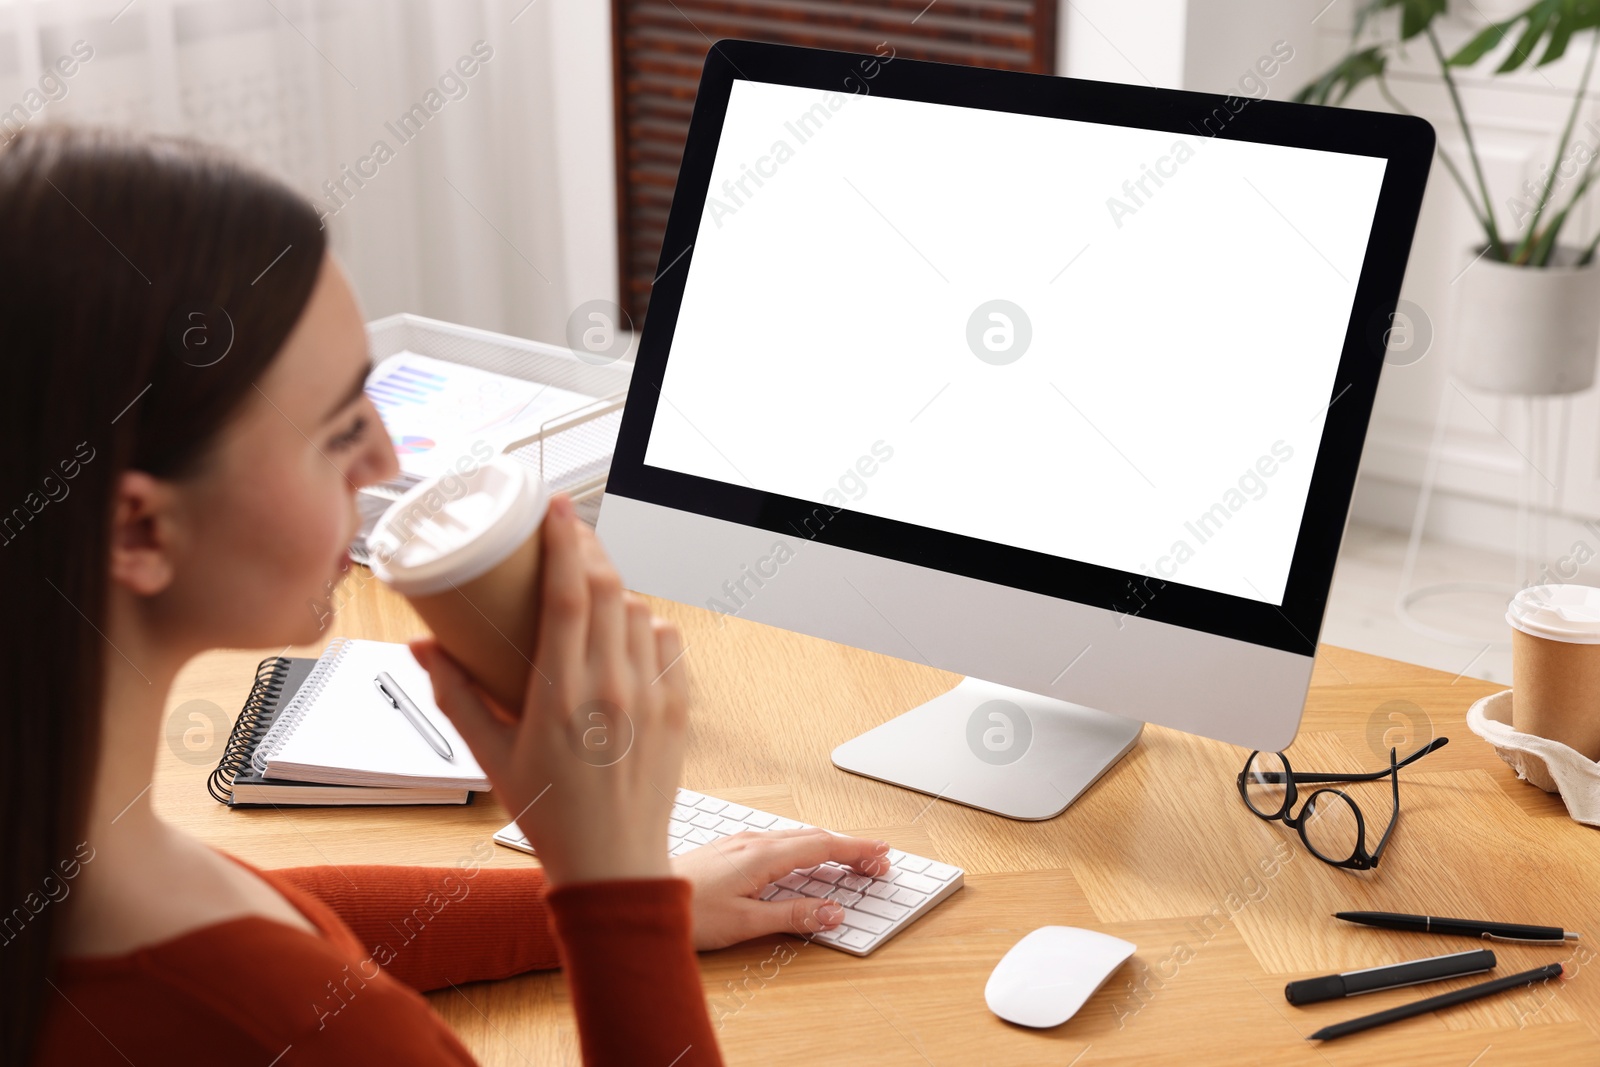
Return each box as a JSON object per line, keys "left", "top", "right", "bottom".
{"left": 264, "top": 639, "right": 489, "bottom": 789}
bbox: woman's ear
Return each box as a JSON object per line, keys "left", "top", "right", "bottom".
{"left": 107, "top": 470, "right": 184, "bottom": 597}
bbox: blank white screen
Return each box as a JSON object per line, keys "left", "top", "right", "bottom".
{"left": 643, "top": 81, "right": 1387, "bottom": 605}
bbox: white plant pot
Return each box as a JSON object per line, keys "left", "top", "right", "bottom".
{"left": 1452, "top": 246, "right": 1600, "bottom": 395}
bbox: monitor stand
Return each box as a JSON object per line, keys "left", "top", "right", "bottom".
{"left": 831, "top": 678, "right": 1143, "bottom": 821}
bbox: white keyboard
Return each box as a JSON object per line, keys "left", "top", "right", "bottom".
{"left": 492, "top": 788, "right": 964, "bottom": 956}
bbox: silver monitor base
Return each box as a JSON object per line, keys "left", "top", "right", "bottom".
{"left": 831, "top": 678, "right": 1144, "bottom": 821}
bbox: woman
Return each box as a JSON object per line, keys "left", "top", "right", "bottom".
{"left": 1, "top": 125, "right": 889, "bottom": 1066}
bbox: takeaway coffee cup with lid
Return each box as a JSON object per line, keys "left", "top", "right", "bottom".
{"left": 1507, "top": 583, "right": 1600, "bottom": 761}
{"left": 368, "top": 455, "right": 549, "bottom": 716}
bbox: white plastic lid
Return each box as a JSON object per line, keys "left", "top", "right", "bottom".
{"left": 367, "top": 456, "right": 549, "bottom": 597}
{"left": 1507, "top": 584, "right": 1600, "bottom": 644}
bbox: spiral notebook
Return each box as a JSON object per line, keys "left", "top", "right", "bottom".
{"left": 208, "top": 638, "right": 488, "bottom": 806}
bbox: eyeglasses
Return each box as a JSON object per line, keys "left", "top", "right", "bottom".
{"left": 1236, "top": 737, "right": 1449, "bottom": 870}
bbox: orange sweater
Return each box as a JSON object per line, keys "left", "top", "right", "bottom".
{"left": 33, "top": 853, "right": 723, "bottom": 1066}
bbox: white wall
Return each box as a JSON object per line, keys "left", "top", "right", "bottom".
{"left": 1298, "top": 3, "right": 1600, "bottom": 569}
{"left": 1181, "top": 0, "right": 1314, "bottom": 97}
{"left": 1066, "top": 0, "right": 1600, "bottom": 570}
{"left": 546, "top": 0, "right": 620, "bottom": 322}
{"left": 1059, "top": 0, "right": 1187, "bottom": 86}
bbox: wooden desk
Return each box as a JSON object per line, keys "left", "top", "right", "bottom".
{"left": 160, "top": 573, "right": 1600, "bottom": 1065}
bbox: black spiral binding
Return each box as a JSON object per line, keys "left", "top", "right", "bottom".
{"left": 206, "top": 656, "right": 294, "bottom": 805}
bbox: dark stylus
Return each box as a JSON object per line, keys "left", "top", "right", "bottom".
{"left": 1335, "top": 911, "right": 1581, "bottom": 943}
{"left": 1284, "top": 949, "right": 1496, "bottom": 1005}
{"left": 1309, "top": 964, "right": 1564, "bottom": 1041}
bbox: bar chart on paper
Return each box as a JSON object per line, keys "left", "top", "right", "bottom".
{"left": 364, "top": 352, "right": 595, "bottom": 482}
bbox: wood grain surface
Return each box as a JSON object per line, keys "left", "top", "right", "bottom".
{"left": 157, "top": 571, "right": 1600, "bottom": 1065}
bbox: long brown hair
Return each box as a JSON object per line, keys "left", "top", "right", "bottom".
{"left": 0, "top": 125, "right": 326, "bottom": 1063}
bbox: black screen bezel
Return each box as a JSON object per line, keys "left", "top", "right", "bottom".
{"left": 606, "top": 39, "right": 1435, "bottom": 657}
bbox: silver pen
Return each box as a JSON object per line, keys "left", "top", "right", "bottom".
{"left": 373, "top": 671, "right": 454, "bottom": 760}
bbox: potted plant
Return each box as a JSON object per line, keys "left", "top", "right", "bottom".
{"left": 1298, "top": 0, "right": 1600, "bottom": 394}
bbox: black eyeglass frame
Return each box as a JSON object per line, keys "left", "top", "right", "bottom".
{"left": 1236, "top": 737, "right": 1449, "bottom": 870}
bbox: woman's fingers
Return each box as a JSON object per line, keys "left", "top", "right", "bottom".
{"left": 409, "top": 639, "right": 510, "bottom": 776}
{"left": 712, "top": 893, "right": 847, "bottom": 947}
{"left": 718, "top": 829, "right": 893, "bottom": 887}
{"left": 577, "top": 523, "right": 628, "bottom": 678}
{"left": 770, "top": 894, "right": 846, "bottom": 939}
{"left": 624, "top": 593, "right": 658, "bottom": 688}
{"left": 652, "top": 619, "right": 689, "bottom": 728}
{"left": 530, "top": 494, "right": 587, "bottom": 692}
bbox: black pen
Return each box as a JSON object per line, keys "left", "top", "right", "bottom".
{"left": 1335, "top": 911, "right": 1581, "bottom": 945}
{"left": 1285, "top": 949, "right": 1496, "bottom": 1005}
{"left": 1309, "top": 963, "right": 1563, "bottom": 1041}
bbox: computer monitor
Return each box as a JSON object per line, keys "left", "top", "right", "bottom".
{"left": 597, "top": 40, "right": 1434, "bottom": 819}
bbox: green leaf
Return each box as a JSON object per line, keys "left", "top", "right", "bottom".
{"left": 1452, "top": 21, "right": 1515, "bottom": 67}
{"left": 1399, "top": 0, "right": 1448, "bottom": 39}
{"left": 1353, "top": 0, "right": 1447, "bottom": 41}
{"left": 1542, "top": 14, "right": 1580, "bottom": 62}
{"left": 1448, "top": 0, "right": 1600, "bottom": 72}
{"left": 1293, "top": 47, "right": 1388, "bottom": 106}
{"left": 1500, "top": 3, "right": 1556, "bottom": 71}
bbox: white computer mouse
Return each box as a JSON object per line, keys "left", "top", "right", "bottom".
{"left": 984, "top": 926, "right": 1137, "bottom": 1028}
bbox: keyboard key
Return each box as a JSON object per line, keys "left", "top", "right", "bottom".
{"left": 839, "top": 928, "right": 877, "bottom": 950}
{"left": 891, "top": 887, "right": 927, "bottom": 908}
{"left": 671, "top": 804, "right": 697, "bottom": 822}
{"left": 744, "top": 811, "right": 779, "bottom": 829}
{"left": 838, "top": 874, "right": 872, "bottom": 892}
{"left": 721, "top": 804, "right": 753, "bottom": 820}
{"left": 839, "top": 908, "right": 891, "bottom": 935}
{"left": 677, "top": 789, "right": 705, "bottom": 806}
{"left": 886, "top": 849, "right": 906, "bottom": 864}
{"left": 668, "top": 820, "right": 692, "bottom": 838}
{"left": 691, "top": 812, "right": 721, "bottom": 829}
{"left": 670, "top": 841, "right": 696, "bottom": 856}
{"left": 775, "top": 873, "right": 809, "bottom": 891}
{"left": 760, "top": 884, "right": 782, "bottom": 900}
{"left": 695, "top": 797, "right": 728, "bottom": 814}
{"left": 799, "top": 880, "right": 834, "bottom": 898}
{"left": 829, "top": 889, "right": 864, "bottom": 907}
{"left": 811, "top": 925, "right": 845, "bottom": 943}
{"left": 686, "top": 827, "right": 717, "bottom": 845}
{"left": 855, "top": 897, "right": 910, "bottom": 921}
{"left": 925, "top": 862, "right": 959, "bottom": 881}
{"left": 769, "top": 888, "right": 802, "bottom": 901}
{"left": 773, "top": 818, "right": 803, "bottom": 831}
{"left": 865, "top": 880, "right": 898, "bottom": 899}
{"left": 717, "top": 818, "right": 748, "bottom": 836}
{"left": 895, "top": 855, "right": 931, "bottom": 874}
{"left": 809, "top": 865, "right": 845, "bottom": 884}
{"left": 893, "top": 872, "right": 941, "bottom": 894}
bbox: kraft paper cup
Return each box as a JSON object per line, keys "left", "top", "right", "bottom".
{"left": 369, "top": 456, "right": 549, "bottom": 716}
{"left": 1507, "top": 583, "right": 1600, "bottom": 761}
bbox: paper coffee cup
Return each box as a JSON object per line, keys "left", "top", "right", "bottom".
{"left": 368, "top": 456, "right": 549, "bottom": 716}
{"left": 1507, "top": 583, "right": 1600, "bottom": 761}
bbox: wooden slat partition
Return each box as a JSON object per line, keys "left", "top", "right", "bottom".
{"left": 611, "top": 0, "right": 1058, "bottom": 324}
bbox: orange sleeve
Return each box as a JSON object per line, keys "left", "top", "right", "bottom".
{"left": 271, "top": 864, "right": 561, "bottom": 991}
{"left": 546, "top": 878, "right": 724, "bottom": 1067}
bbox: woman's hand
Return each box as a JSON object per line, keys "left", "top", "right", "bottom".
{"left": 671, "top": 827, "right": 891, "bottom": 950}
{"left": 412, "top": 493, "right": 690, "bottom": 887}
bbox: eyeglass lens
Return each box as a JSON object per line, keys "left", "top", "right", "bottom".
{"left": 1242, "top": 751, "right": 1289, "bottom": 817}
{"left": 1300, "top": 790, "right": 1361, "bottom": 865}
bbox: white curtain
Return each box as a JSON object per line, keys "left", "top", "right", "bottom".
{"left": 0, "top": 0, "right": 609, "bottom": 346}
